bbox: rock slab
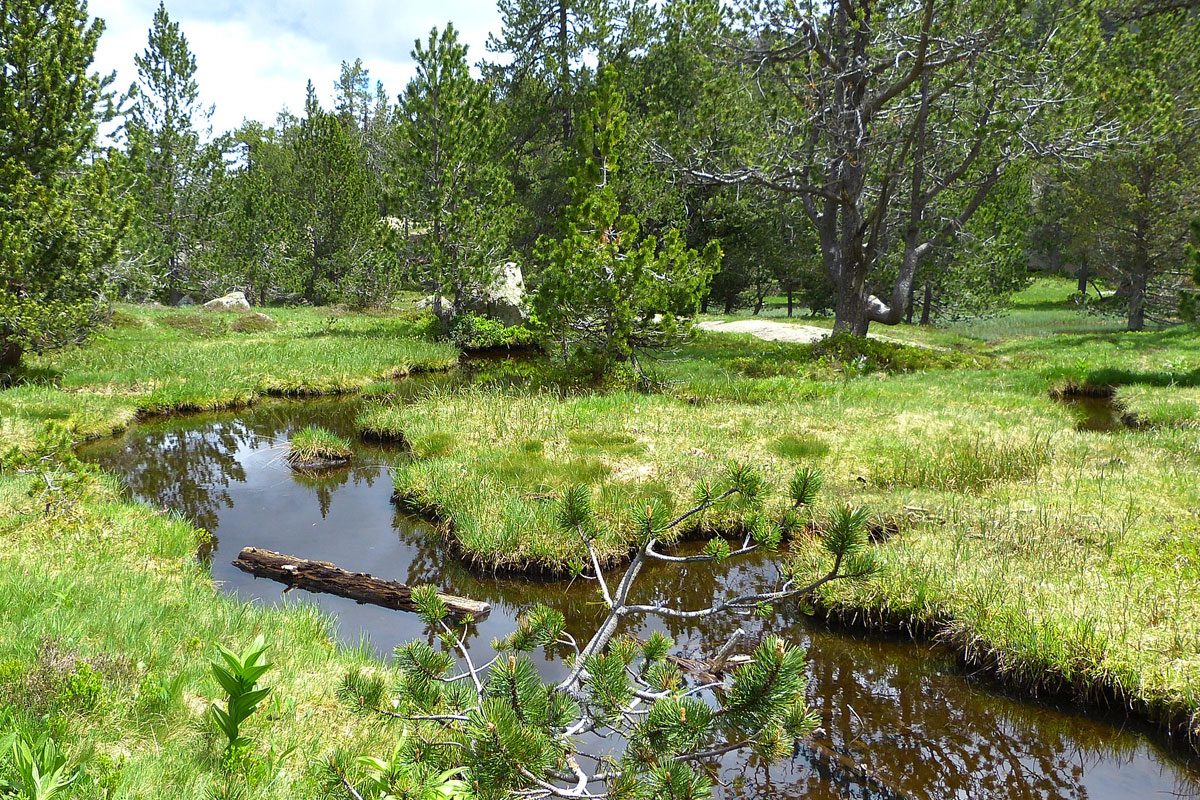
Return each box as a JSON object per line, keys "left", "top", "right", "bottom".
{"left": 203, "top": 291, "right": 251, "bottom": 312}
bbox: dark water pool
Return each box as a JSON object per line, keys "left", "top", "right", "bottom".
{"left": 79, "top": 391, "right": 1200, "bottom": 800}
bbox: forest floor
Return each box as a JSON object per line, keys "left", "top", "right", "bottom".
{"left": 696, "top": 318, "right": 835, "bottom": 342}
{"left": 1, "top": 276, "right": 1199, "bottom": 797}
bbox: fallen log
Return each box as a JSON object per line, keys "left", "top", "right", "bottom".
{"left": 232, "top": 547, "right": 490, "bottom": 620}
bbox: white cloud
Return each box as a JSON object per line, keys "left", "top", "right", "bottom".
{"left": 88, "top": 0, "right": 502, "bottom": 135}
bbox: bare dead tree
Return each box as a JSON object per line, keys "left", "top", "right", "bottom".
{"left": 661, "top": 0, "right": 1119, "bottom": 334}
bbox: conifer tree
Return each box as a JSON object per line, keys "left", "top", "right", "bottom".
{"left": 392, "top": 25, "right": 513, "bottom": 315}
{"left": 1, "top": 0, "right": 125, "bottom": 369}
{"left": 532, "top": 65, "right": 720, "bottom": 373}
{"left": 335, "top": 464, "right": 877, "bottom": 800}
{"left": 1181, "top": 219, "right": 1200, "bottom": 322}
{"left": 291, "top": 83, "right": 391, "bottom": 306}
{"left": 207, "top": 122, "right": 300, "bottom": 305}
{"left": 123, "top": 1, "right": 213, "bottom": 302}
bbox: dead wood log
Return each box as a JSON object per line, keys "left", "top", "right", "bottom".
{"left": 232, "top": 547, "right": 490, "bottom": 619}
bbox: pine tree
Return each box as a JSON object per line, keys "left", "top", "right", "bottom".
{"left": 532, "top": 65, "right": 720, "bottom": 373}
{"left": 336, "top": 464, "right": 878, "bottom": 799}
{"left": 123, "top": 1, "right": 213, "bottom": 302}
{"left": 1181, "top": 219, "right": 1200, "bottom": 322}
{"left": 334, "top": 58, "right": 372, "bottom": 132}
{"left": 392, "top": 25, "right": 513, "bottom": 314}
{"left": 206, "top": 122, "right": 300, "bottom": 305}
{"left": 291, "top": 83, "right": 391, "bottom": 306}
{"left": 0, "top": 0, "right": 126, "bottom": 369}
{"left": 487, "top": 0, "right": 598, "bottom": 148}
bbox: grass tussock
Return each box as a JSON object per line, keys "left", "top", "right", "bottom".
{"left": 287, "top": 425, "right": 353, "bottom": 467}
{"left": 871, "top": 435, "right": 1054, "bottom": 493}
{"left": 160, "top": 313, "right": 226, "bottom": 337}
{"left": 230, "top": 313, "right": 277, "bottom": 333}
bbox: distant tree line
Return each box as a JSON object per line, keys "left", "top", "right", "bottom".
{"left": 4, "top": 0, "right": 1199, "bottom": 370}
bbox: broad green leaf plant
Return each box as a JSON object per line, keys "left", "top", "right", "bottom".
{"left": 208, "top": 636, "right": 272, "bottom": 753}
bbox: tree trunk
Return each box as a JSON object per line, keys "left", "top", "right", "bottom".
{"left": 232, "top": 547, "right": 490, "bottom": 619}
{"left": 832, "top": 289, "right": 870, "bottom": 336}
{"left": 920, "top": 283, "right": 933, "bottom": 326}
{"left": 905, "top": 283, "right": 915, "bottom": 324}
{"left": 558, "top": 0, "right": 571, "bottom": 144}
{"left": 1077, "top": 256, "right": 1089, "bottom": 295}
{"left": 786, "top": 290, "right": 794, "bottom": 317}
{"left": 723, "top": 297, "right": 735, "bottom": 314}
{"left": 701, "top": 296, "right": 710, "bottom": 313}
{"left": 1129, "top": 220, "right": 1150, "bottom": 331}
{"left": 0, "top": 339, "right": 22, "bottom": 369}
{"left": 1128, "top": 270, "right": 1147, "bottom": 332}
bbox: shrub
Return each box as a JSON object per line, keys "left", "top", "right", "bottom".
{"left": 447, "top": 313, "right": 538, "bottom": 352}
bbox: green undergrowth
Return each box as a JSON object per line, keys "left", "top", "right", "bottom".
{"left": 652, "top": 330, "right": 988, "bottom": 403}
{"left": 447, "top": 312, "right": 539, "bottom": 352}
{"left": 0, "top": 304, "right": 458, "bottom": 451}
{"left": 363, "top": 344, "right": 1200, "bottom": 742}
{"left": 0, "top": 460, "right": 391, "bottom": 798}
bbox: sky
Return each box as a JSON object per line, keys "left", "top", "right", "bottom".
{"left": 88, "top": 0, "right": 504, "bottom": 135}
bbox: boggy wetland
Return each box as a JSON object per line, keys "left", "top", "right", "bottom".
{"left": 78, "top": 365, "right": 1200, "bottom": 800}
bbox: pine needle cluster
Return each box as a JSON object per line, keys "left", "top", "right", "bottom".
{"left": 336, "top": 462, "right": 876, "bottom": 799}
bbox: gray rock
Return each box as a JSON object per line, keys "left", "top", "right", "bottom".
{"left": 416, "top": 295, "right": 455, "bottom": 321}
{"left": 176, "top": 295, "right": 197, "bottom": 307}
{"left": 481, "top": 262, "right": 527, "bottom": 327}
{"left": 202, "top": 291, "right": 251, "bottom": 312}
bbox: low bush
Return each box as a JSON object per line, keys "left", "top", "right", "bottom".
{"left": 447, "top": 313, "right": 538, "bottom": 352}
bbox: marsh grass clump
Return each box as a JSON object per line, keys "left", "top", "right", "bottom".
{"left": 770, "top": 433, "right": 829, "bottom": 460}
{"left": 286, "top": 425, "right": 353, "bottom": 470}
{"left": 105, "top": 309, "right": 144, "bottom": 329}
{"left": 229, "top": 313, "right": 276, "bottom": 333}
{"left": 160, "top": 313, "right": 226, "bottom": 337}
{"left": 871, "top": 435, "right": 1053, "bottom": 493}
{"left": 567, "top": 429, "right": 644, "bottom": 456}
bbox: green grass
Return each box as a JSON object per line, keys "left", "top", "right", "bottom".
{"left": 286, "top": 425, "right": 353, "bottom": 466}
{"left": 358, "top": 319, "right": 1200, "bottom": 742}
{"left": 0, "top": 303, "right": 459, "bottom": 798}
{"left": 0, "top": 470, "right": 390, "bottom": 798}
{"left": 649, "top": 329, "right": 987, "bottom": 404}
{"left": 944, "top": 276, "right": 1129, "bottom": 341}
{"left": 4, "top": 289, "right": 1200, "bottom": 798}
{"left": 0, "top": 304, "right": 458, "bottom": 451}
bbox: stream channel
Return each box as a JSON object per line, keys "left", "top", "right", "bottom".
{"left": 78, "top": 365, "right": 1200, "bottom": 800}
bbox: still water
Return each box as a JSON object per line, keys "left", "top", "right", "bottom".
{"left": 79, "top": 387, "right": 1200, "bottom": 800}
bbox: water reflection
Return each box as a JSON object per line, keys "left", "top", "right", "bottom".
{"left": 78, "top": 391, "right": 1200, "bottom": 800}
